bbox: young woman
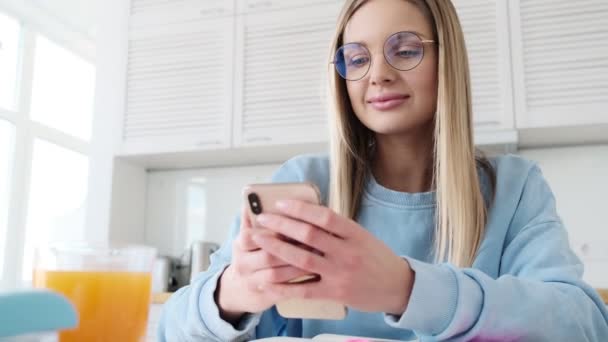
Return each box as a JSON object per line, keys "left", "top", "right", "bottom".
{"left": 159, "top": 0, "right": 608, "bottom": 340}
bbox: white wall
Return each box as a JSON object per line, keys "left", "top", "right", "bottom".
{"left": 85, "top": 0, "right": 129, "bottom": 243}
{"left": 109, "top": 159, "right": 148, "bottom": 244}
{"left": 145, "top": 163, "right": 279, "bottom": 257}
{"left": 144, "top": 144, "right": 608, "bottom": 287}
{"left": 519, "top": 145, "right": 608, "bottom": 287}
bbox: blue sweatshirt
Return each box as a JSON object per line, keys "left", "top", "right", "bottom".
{"left": 158, "top": 154, "right": 608, "bottom": 341}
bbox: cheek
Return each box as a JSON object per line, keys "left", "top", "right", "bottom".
{"left": 412, "top": 65, "right": 438, "bottom": 109}
{"left": 346, "top": 82, "right": 366, "bottom": 111}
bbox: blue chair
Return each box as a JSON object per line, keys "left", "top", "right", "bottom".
{"left": 0, "top": 290, "right": 77, "bottom": 338}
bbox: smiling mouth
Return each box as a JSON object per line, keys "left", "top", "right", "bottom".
{"left": 368, "top": 95, "right": 411, "bottom": 111}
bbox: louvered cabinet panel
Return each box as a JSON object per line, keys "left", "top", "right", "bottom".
{"left": 452, "top": 0, "right": 514, "bottom": 130}
{"left": 234, "top": 3, "right": 342, "bottom": 146}
{"left": 238, "top": 0, "right": 342, "bottom": 14}
{"left": 131, "top": 0, "right": 197, "bottom": 14}
{"left": 130, "top": 0, "right": 234, "bottom": 29}
{"left": 511, "top": 0, "right": 608, "bottom": 128}
{"left": 123, "top": 18, "right": 233, "bottom": 153}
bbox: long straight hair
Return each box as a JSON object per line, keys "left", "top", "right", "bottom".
{"left": 327, "top": 0, "right": 496, "bottom": 267}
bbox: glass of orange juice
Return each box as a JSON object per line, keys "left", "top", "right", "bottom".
{"left": 32, "top": 243, "right": 157, "bottom": 342}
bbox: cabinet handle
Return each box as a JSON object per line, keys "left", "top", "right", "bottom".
{"left": 246, "top": 136, "right": 272, "bottom": 143}
{"left": 248, "top": 1, "right": 273, "bottom": 9}
{"left": 200, "top": 8, "right": 226, "bottom": 16}
{"left": 197, "top": 140, "right": 222, "bottom": 146}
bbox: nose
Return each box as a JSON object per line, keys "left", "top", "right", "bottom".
{"left": 368, "top": 52, "right": 397, "bottom": 85}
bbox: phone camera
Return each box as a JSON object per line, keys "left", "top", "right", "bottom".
{"left": 248, "top": 193, "right": 263, "bottom": 215}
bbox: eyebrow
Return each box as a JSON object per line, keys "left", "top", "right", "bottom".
{"left": 344, "top": 30, "right": 431, "bottom": 45}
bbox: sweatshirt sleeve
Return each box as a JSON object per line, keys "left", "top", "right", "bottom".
{"left": 157, "top": 158, "right": 310, "bottom": 341}
{"left": 385, "top": 165, "right": 608, "bottom": 341}
{"left": 157, "top": 215, "right": 263, "bottom": 342}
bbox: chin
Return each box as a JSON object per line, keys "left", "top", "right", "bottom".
{"left": 360, "top": 112, "right": 434, "bottom": 136}
{"left": 368, "top": 124, "right": 417, "bottom": 136}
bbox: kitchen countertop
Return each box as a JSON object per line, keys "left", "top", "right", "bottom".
{"left": 151, "top": 292, "right": 173, "bottom": 304}
{"left": 599, "top": 289, "right": 608, "bottom": 304}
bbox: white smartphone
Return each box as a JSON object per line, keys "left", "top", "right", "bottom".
{"left": 243, "top": 182, "right": 347, "bottom": 320}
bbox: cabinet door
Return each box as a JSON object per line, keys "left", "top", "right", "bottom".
{"left": 233, "top": 3, "right": 342, "bottom": 146}
{"left": 122, "top": 17, "right": 234, "bottom": 154}
{"left": 130, "top": 0, "right": 234, "bottom": 28}
{"left": 453, "top": 0, "right": 515, "bottom": 133}
{"left": 510, "top": 0, "right": 608, "bottom": 128}
{"left": 237, "top": 0, "right": 341, "bottom": 14}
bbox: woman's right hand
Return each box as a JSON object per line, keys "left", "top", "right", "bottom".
{"left": 215, "top": 205, "right": 312, "bottom": 323}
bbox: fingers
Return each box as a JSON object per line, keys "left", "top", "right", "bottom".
{"left": 274, "top": 200, "right": 352, "bottom": 238}
{"left": 256, "top": 213, "right": 342, "bottom": 254}
{"left": 250, "top": 266, "right": 316, "bottom": 288}
{"left": 239, "top": 249, "right": 288, "bottom": 273}
{"left": 252, "top": 233, "right": 329, "bottom": 274}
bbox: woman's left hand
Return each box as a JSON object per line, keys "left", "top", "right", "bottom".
{"left": 252, "top": 199, "right": 414, "bottom": 316}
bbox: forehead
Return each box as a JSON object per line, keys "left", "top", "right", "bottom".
{"left": 344, "top": 0, "right": 433, "bottom": 44}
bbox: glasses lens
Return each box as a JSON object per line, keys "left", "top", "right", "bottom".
{"left": 384, "top": 31, "right": 425, "bottom": 71}
{"left": 334, "top": 43, "right": 370, "bottom": 81}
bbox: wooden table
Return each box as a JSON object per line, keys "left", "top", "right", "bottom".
{"left": 598, "top": 288, "right": 608, "bottom": 305}
{"left": 151, "top": 292, "right": 173, "bottom": 304}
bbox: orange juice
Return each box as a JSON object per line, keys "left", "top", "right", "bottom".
{"left": 33, "top": 270, "right": 152, "bottom": 342}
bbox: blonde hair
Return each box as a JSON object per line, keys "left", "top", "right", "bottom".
{"left": 327, "top": 0, "right": 496, "bottom": 267}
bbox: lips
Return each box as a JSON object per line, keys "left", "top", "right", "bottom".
{"left": 367, "top": 93, "right": 410, "bottom": 111}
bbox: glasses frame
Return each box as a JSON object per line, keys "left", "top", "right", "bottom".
{"left": 331, "top": 31, "right": 436, "bottom": 81}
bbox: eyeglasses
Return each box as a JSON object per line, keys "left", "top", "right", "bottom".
{"left": 332, "top": 31, "right": 436, "bottom": 81}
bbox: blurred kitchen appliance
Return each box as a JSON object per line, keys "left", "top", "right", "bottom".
{"left": 189, "top": 241, "right": 219, "bottom": 282}
{"left": 151, "top": 257, "right": 171, "bottom": 293}
{"left": 152, "top": 241, "right": 220, "bottom": 293}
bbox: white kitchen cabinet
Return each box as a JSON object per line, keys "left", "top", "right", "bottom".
{"left": 509, "top": 0, "right": 608, "bottom": 129}
{"left": 452, "top": 0, "right": 516, "bottom": 134}
{"left": 113, "top": 0, "right": 608, "bottom": 169}
{"left": 233, "top": 2, "right": 342, "bottom": 146}
{"left": 237, "top": 0, "right": 342, "bottom": 14}
{"left": 129, "top": 0, "right": 234, "bottom": 28}
{"left": 234, "top": 0, "right": 516, "bottom": 147}
{"left": 119, "top": 1, "right": 235, "bottom": 156}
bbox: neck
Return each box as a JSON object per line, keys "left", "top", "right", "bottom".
{"left": 371, "top": 124, "right": 435, "bottom": 193}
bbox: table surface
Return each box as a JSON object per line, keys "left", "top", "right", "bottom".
{"left": 598, "top": 289, "right": 608, "bottom": 304}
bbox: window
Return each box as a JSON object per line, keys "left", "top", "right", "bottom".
{"left": 0, "top": 12, "right": 20, "bottom": 111}
{"left": 0, "top": 9, "right": 95, "bottom": 288}
{"left": 186, "top": 180, "right": 207, "bottom": 245}
{"left": 0, "top": 121, "right": 15, "bottom": 277}
{"left": 30, "top": 35, "right": 95, "bottom": 141}
{"left": 22, "top": 139, "right": 89, "bottom": 282}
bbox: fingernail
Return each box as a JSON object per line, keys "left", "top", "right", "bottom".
{"left": 275, "top": 200, "right": 289, "bottom": 210}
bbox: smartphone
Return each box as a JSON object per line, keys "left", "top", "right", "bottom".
{"left": 243, "top": 182, "right": 347, "bottom": 320}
